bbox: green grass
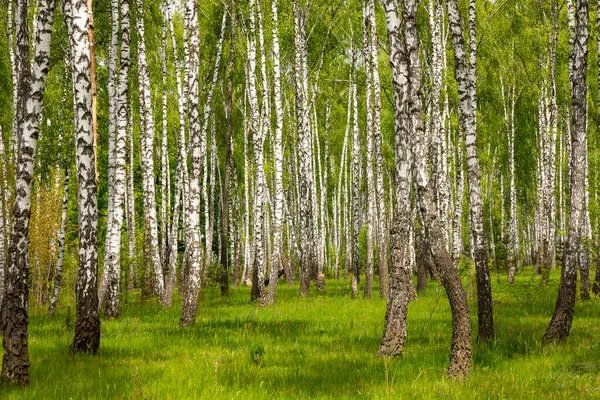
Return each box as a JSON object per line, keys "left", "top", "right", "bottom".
{"left": 2, "top": 267, "right": 600, "bottom": 399}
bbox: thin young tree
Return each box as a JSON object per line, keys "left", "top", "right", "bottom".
{"left": 220, "top": 1, "right": 236, "bottom": 296}
{"left": 262, "top": 0, "right": 285, "bottom": 306}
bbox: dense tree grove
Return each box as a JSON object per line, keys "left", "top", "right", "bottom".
{"left": 0, "top": 0, "right": 599, "bottom": 386}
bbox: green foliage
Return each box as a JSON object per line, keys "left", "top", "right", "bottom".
{"left": 249, "top": 342, "right": 265, "bottom": 366}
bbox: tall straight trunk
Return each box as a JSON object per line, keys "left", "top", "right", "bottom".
{"left": 351, "top": 77, "right": 361, "bottom": 300}
{"left": 126, "top": 109, "right": 136, "bottom": 291}
{"left": 166, "top": 4, "right": 188, "bottom": 298}
{"left": 179, "top": 0, "right": 205, "bottom": 326}
{"left": 428, "top": 0, "right": 448, "bottom": 247}
{"left": 501, "top": 78, "right": 518, "bottom": 281}
{"left": 201, "top": 7, "right": 228, "bottom": 269}
{"left": 366, "top": 0, "right": 388, "bottom": 299}
{"left": 294, "top": 0, "right": 317, "bottom": 297}
{"left": 68, "top": 0, "right": 100, "bottom": 354}
{"left": 160, "top": 0, "right": 169, "bottom": 273}
{"left": 248, "top": 0, "right": 266, "bottom": 301}
{"left": 405, "top": 0, "right": 472, "bottom": 377}
{"left": 452, "top": 134, "right": 464, "bottom": 263}
{"left": 220, "top": 1, "right": 235, "bottom": 296}
{"left": 136, "top": 0, "right": 165, "bottom": 303}
{"left": 594, "top": 0, "right": 600, "bottom": 296}
{"left": 48, "top": 170, "right": 69, "bottom": 315}
{"left": 0, "top": 126, "right": 6, "bottom": 306}
{"left": 362, "top": 0, "right": 375, "bottom": 299}
{"left": 379, "top": 0, "right": 413, "bottom": 356}
{"left": 262, "top": 0, "right": 284, "bottom": 305}
{"left": 100, "top": 0, "right": 129, "bottom": 319}
{"left": 544, "top": 0, "right": 588, "bottom": 343}
{"left": 7, "top": 0, "right": 19, "bottom": 159}
{"left": 2, "top": 0, "right": 56, "bottom": 383}
{"left": 446, "top": 0, "right": 493, "bottom": 343}
{"left": 102, "top": 0, "right": 119, "bottom": 287}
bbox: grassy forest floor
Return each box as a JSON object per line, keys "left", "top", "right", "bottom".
{"left": 1, "top": 266, "right": 600, "bottom": 399}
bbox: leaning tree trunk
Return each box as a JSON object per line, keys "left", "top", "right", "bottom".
{"left": 405, "top": 0, "right": 472, "bottom": 377}
{"left": 2, "top": 0, "right": 56, "bottom": 384}
{"left": 446, "top": 0, "right": 494, "bottom": 343}
{"left": 544, "top": 0, "right": 588, "bottom": 343}
{"left": 68, "top": 0, "right": 101, "bottom": 354}
{"left": 179, "top": 0, "right": 205, "bottom": 326}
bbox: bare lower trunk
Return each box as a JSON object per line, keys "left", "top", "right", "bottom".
{"left": 447, "top": 0, "right": 493, "bottom": 343}
{"left": 179, "top": 0, "right": 205, "bottom": 326}
{"left": 70, "top": 0, "right": 100, "bottom": 354}
{"left": 544, "top": 0, "right": 588, "bottom": 343}
{"left": 136, "top": 0, "right": 165, "bottom": 303}
{"left": 294, "top": 1, "right": 317, "bottom": 297}
{"left": 262, "top": 0, "right": 284, "bottom": 306}
{"left": 2, "top": 0, "right": 56, "bottom": 383}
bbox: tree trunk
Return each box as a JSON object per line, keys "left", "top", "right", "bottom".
{"left": 262, "top": 0, "right": 285, "bottom": 306}
{"left": 179, "top": 0, "right": 205, "bottom": 326}
{"left": 446, "top": 0, "right": 494, "bottom": 343}
{"left": 406, "top": 0, "right": 472, "bottom": 377}
{"left": 2, "top": 0, "right": 56, "bottom": 383}
{"left": 378, "top": 0, "right": 413, "bottom": 357}
{"left": 294, "top": 0, "right": 317, "bottom": 297}
{"left": 544, "top": 0, "right": 588, "bottom": 343}
{"left": 68, "top": 0, "right": 101, "bottom": 354}
{"left": 136, "top": 0, "right": 165, "bottom": 303}
{"left": 220, "top": 1, "right": 235, "bottom": 297}
{"left": 48, "top": 170, "right": 70, "bottom": 315}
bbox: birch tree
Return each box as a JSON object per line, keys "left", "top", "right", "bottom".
{"left": 544, "top": 0, "right": 588, "bottom": 343}
{"left": 1, "top": 0, "right": 56, "bottom": 383}
{"left": 136, "top": 0, "right": 165, "bottom": 303}
{"left": 68, "top": 0, "right": 101, "bottom": 354}
{"left": 294, "top": 0, "right": 317, "bottom": 297}
{"left": 179, "top": 0, "right": 205, "bottom": 326}
{"left": 446, "top": 0, "right": 494, "bottom": 343}
{"left": 262, "top": 0, "right": 285, "bottom": 305}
